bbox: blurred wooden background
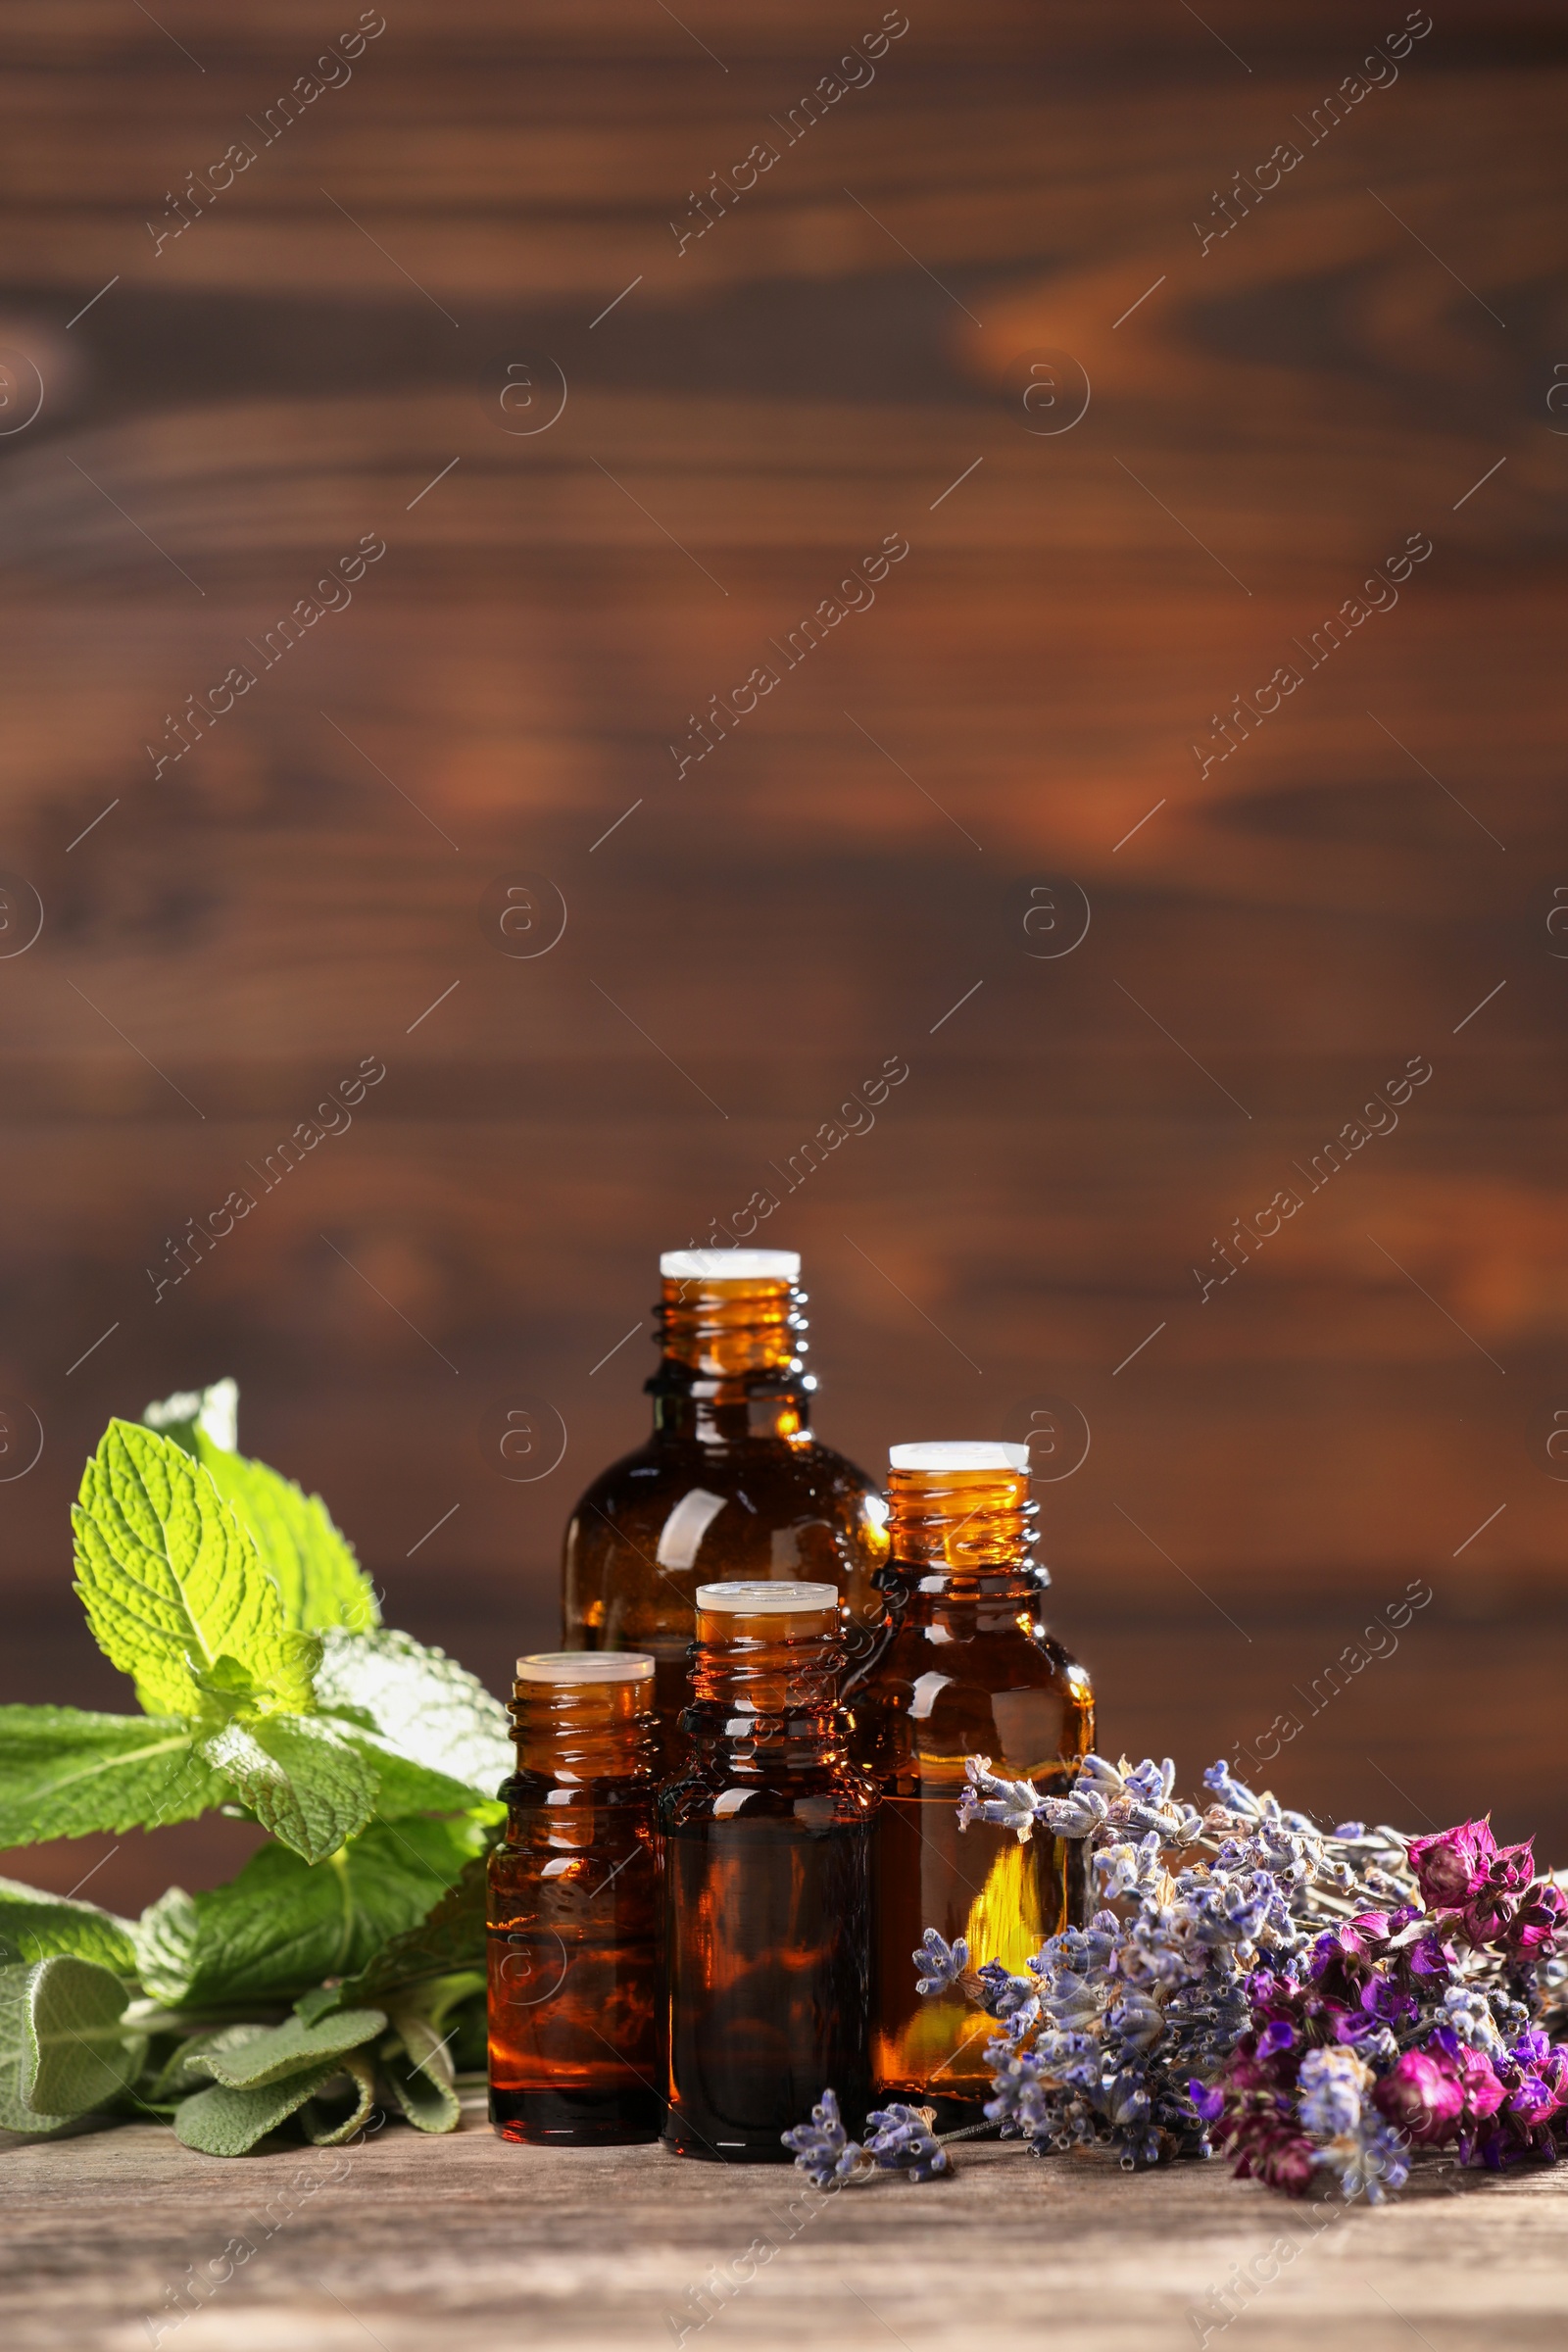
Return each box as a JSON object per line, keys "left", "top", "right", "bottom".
{"left": 0, "top": 0, "right": 1564, "bottom": 1909}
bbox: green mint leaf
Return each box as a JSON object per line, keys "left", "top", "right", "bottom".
{"left": 0, "top": 1965, "right": 77, "bottom": 2135}
{"left": 23, "top": 1955, "right": 146, "bottom": 2119}
{"left": 336, "top": 1740, "right": 494, "bottom": 1821}
{"left": 300, "top": 2048, "right": 377, "bottom": 2144}
{"left": 173, "top": 2058, "right": 347, "bottom": 2156}
{"left": 313, "top": 1628, "right": 513, "bottom": 1806}
{"left": 186, "top": 2006, "right": 385, "bottom": 2090}
{"left": 72, "top": 1422, "right": 317, "bottom": 1719}
{"left": 191, "top": 1439, "right": 379, "bottom": 1636}
{"left": 0, "top": 1706, "right": 225, "bottom": 1844}
{"left": 143, "top": 1378, "right": 237, "bottom": 1456}
{"left": 143, "top": 1382, "right": 378, "bottom": 1634}
{"left": 136, "top": 1817, "right": 487, "bottom": 2008}
{"left": 0, "top": 1878, "right": 137, "bottom": 1977}
{"left": 132, "top": 1886, "right": 198, "bottom": 2009}
{"left": 197, "top": 1717, "right": 378, "bottom": 1864}
{"left": 317, "top": 1855, "right": 489, "bottom": 2013}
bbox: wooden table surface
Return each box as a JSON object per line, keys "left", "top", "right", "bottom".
{"left": 3, "top": 2096, "right": 1565, "bottom": 2351}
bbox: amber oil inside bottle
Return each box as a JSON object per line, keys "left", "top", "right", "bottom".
{"left": 662, "top": 1580, "right": 878, "bottom": 2163}
{"left": 562, "top": 1251, "right": 887, "bottom": 1772}
{"left": 487, "top": 1651, "right": 662, "bottom": 2144}
{"left": 849, "top": 1443, "right": 1095, "bottom": 2131}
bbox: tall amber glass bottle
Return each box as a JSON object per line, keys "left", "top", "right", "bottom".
{"left": 487, "top": 1651, "right": 662, "bottom": 2145}
{"left": 662, "top": 1581, "right": 878, "bottom": 2163}
{"left": 562, "top": 1250, "right": 887, "bottom": 1769}
{"left": 849, "top": 1443, "right": 1095, "bottom": 2131}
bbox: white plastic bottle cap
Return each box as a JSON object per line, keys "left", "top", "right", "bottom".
{"left": 888, "top": 1442, "right": 1030, "bottom": 1473}
{"left": 695, "top": 1580, "right": 839, "bottom": 1612}
{"left": 660, "top": 1249, "right": 801, "bottom": 1281}
{"left": 514, "top": 1651, "right": 657, "bottom": 1682}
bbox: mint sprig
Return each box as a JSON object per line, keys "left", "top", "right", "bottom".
{"left": 0, "top": 1382, "right": 510, "bottom": 2155}
{"left": 73, "top": 1421, "right": 318, "bottom": 1721}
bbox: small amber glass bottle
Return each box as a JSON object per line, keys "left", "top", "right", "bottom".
{"left": 562, "top": 1250, "right": 888, "bottom": 1770}
{"left": 662, "top": 1580, "right": 878, "bottom": 2163}
{"left": 849, "top": 1443, "right": 1095, "bottom": 2130}
{"left": 487, "top": 1651, "right": 662, "bottom": 2145}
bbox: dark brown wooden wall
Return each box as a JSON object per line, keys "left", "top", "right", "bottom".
{"left": 1, "top": 1, "right": 1564, "bottom": 1908}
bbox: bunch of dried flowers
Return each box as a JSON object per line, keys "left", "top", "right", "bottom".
{"left": 784, "top": 1756, "right": 1568, "bottom": 2202}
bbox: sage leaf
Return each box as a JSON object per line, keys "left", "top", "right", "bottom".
{"left": 0, "top": 1877, "right": 137, "bottom": 1976}
{"left": 149, "top": 2023, "right": 273, "bottom": 2102}
{"left": 0, "top": 1706, "right": 226, "bottom": 1845}
{"left": 72, "top": 1422, "right": 318, "bottom": 1719}
{"left": 0, "top": 1965, "right": 77, "bottom": 2135}
{"left": 377, "top": 1999, "right": 461, "bottom": 2135}
{"left": 300, "top": 2048, "right": 378, "bottom": 2145}
{"left": 174, "top": 2059, "right": 346, "bottom": 2156}
{"left": 186, "top": 2006, "right": 385, "bottom": 2090}
{"left": 23, "top": 1955, "right": 146, "bottom": 2118}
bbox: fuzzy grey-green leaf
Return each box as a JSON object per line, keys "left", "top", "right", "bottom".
{"left": 0, "top": 1965, "right": 78, "bottom": 2135}
{"left": 173, "top": 2060, "right": 346, "bottom": 2156}
{"left": 377, "top": 2026, "right": 461, "bottom": 2134}
{"left": 24, "top": 1955, "right": 145, "bottom": 2118}
{"left": 300, "top": 2049, "right": 378, "bottom": 2145}
{"left": 186, "top": 2006, "right": 386, "bottom": 2090}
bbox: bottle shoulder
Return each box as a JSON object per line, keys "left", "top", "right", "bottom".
{"left": 659, "top": 1762, "right": 879, "bottom": 1829}
{"left": 564, "top": 1438, "right": 882, "bottom": 1552}
{"left": 850, "top": 1620, "right": 1094, "bottom": 1776}
{"left": 860, "top": 1614, "right": 1088, "bottom": 1695}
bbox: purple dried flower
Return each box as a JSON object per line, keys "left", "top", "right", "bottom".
{"left": 780, "top": 2088, "right": 862, "bottom": 2186}
{"left": 912, "top": 1929, "right": 969, "bottom": 1996}
{"left": 864, "top": 2103, "right": 951, "bottom": 2180}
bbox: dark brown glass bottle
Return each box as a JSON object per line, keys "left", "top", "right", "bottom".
{"left": 487, "top": 1651, "right": 662, "bottom": 2145}
{"left": 562, "top": 1250, "right": 887, "bottom": 1771}
{"left": 662, "top": 1581, "right": 878, "bottom": 2163}
{"left": 848, "top": 1443, "right": 1095, "bottom": 2131}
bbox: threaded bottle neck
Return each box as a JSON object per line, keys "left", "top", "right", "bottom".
{"left": 885, "top": 1466, "right": 1037, "bottom": 1579}
{"left": 683, "top": 1585, "right": 846, "bottom": 1756}
{"left": 508, "top": 1654, "right": 658, "bottom": 1783}
{"left": 653, "top": 1274, "right": 808, "bottom": 1383}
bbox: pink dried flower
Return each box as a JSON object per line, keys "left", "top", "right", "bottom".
{"left": 1453, "top": 2044, "right": 1506, "bottom": 2120}
{"left": 1372, "top": 2049, "right": 1464, "bottom": 2146}
{"left": 1496, "top": 1878, "right": 1568, "bottom": 1960}
{"left": 1406, "top": 1819, "right": 1497, "bottom": 1908}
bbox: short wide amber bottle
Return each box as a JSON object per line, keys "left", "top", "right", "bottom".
{"left": 849, "top": 1443, "right": 1095, "bottom": 2130}
{"left": 662, "top": 1581, "right": 878, "bottom": 2163}
{"left": 562, "top": 1250, "right": 887, "bottom": 1768}
{"left": 487, "top": 1651, "right": 662, "bottom": 2145}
